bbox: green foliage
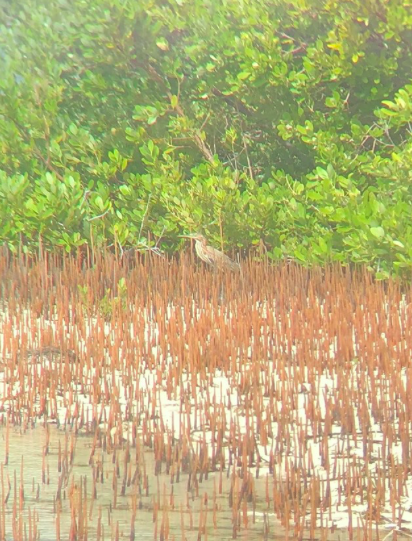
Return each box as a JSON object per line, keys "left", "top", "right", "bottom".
{"left": 78, "top": 277, "right": 128, "bottom": 320}
{"left": 1, "top": 0, "right": 412, "bottom": 276}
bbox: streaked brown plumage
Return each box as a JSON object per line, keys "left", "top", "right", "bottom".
{"left": 180, "top": 233, "right": 240, "bottom": 272}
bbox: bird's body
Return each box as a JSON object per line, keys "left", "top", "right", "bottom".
{"left": 181, "top": 234, "right": 240, "bottom": 272}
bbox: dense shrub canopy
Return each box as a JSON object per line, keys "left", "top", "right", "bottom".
{"left": 1, "top": 0, "right": 412, "bottom": 276}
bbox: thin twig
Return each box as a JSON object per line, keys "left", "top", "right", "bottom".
{"left": 79, "top": 190, "right": 91, "bottom": 209}
{"left": 33, "top": 149, "right": 65, "bottom": 181}
{"left": 154, "top": 226, "right": 166, "bottom": 249}
{"left": 145, "top": 63, "right": 215, "bottom": 163}
{"left": 87, "top": 209, "right": 110, "bottom": 222}
{"left": 242, "top": 134, "right": 254, "bottom": 180}
{"left": 138, "top": 194, "right": 152, "bottom": 244}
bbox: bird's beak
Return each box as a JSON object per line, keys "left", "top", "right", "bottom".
{"left": 179, "top": 234, "right": 196, "bottom": 239}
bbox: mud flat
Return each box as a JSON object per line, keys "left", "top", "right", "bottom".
{"left": 1, "top": 253, "right": 412, "bottom": 539}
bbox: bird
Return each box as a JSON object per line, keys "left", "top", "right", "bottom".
{"left": 180, "top": 233, "right": 240, "bottom": 272}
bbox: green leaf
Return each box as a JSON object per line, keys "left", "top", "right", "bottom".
{"left": 370, "top": 226, "right": 385, "bottom": 239}
{"left": 147, "top": 116, "right": 158, "bottom": 125}
{"left": 95, "top": 196, "right": 104, "bottom": 210}
{"left": 392, "top": 240, "right": 404, "bottom": 248}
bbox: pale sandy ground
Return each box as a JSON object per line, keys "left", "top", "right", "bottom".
{"left": 1, "top": 299, "right": 412, "bottom": 539}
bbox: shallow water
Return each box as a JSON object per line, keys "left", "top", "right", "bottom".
{"left": 2, "top": 425, "right": 412, "bottom": 541}
{"left": 0, "top": 424, "right": 280, "bottom": 540}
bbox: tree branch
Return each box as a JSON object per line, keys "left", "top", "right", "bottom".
{"left": 145, "top": 63, "right": 216, "bottom": 163}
